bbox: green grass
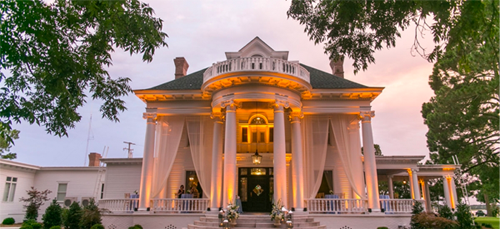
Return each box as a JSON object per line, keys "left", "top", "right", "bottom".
{"left": 474, "top": 217, "right": 500, "bottom": 229}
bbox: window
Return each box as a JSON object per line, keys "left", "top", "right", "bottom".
{"left": 3, "top": 177, "right": 17, "bottom": 202}
{"left": 100, "top": 184, "right": 105, "bottom": 199}
{"left": 57, "top": 183, "right": 67, "bottom": 201}
{"left": 242, "top": 127, "right": 248, "bottom": 142}
{"left": 269, "top": 128, "right": 274, "bottom": 142}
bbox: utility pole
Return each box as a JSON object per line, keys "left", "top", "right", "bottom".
{"left": 123, "top": 141, "right": 136, "bottom": 158}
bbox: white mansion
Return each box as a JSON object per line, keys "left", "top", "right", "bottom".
{"left": 1, "top": 37, "right": 460, "bottom": 229}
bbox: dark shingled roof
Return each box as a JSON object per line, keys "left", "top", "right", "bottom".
{"left": 146, "top": 64, "right": 367, "bottom": 90}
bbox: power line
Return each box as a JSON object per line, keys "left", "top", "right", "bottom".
{"left": 123, "top": 141, "right": 136, "bottom": 158}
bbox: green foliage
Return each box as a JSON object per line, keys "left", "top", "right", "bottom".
{"left": 66, "top": 202, "right": 82, "bottom": 229}
{"left": 361, "top": 144, "right": 383, "bottom": 156}
{"left": 0, "top": 129, "right": 18, "bottom": 159}
{"left": 454, "top": 203, "right": 475, "bottom": 229}
{"left": 438, "top": 205, "right": 453, "bottom": 220}
{"left": 90, "top": 224, "right": 104, "bottom": 229}
{"left": 0, "top": 0, "right": 168, "bottom": 146}
{"left": 79, "top": 199, "right": 101, "bottom": 229}
{"left": 22, "top": 220, "right": 42, "bottom": 229}
{"left": 410, "top": 201, "right": 425, "bottom": 229}
{"left": 49, "top": 226, "right": 61, "bottom": 229}
{"left": 2, "top": 217, "right": 15, "bottom": 225}
{"left": 20, "top": 187, "right": 52, "bottom": 220}
{"left": 127, "top": 225, "right": 143, "bottom": 229}
{"left": 411, "top": 213, "right": 458, "bottom": 229}
{"left": 377, "top": 227, "right": 389, "bottom": 229}
{"left": 476, "top": 210, "right": 486, "bottom": 216}
{"left": 20, "top": 225, "right": 33, "bottom": 229}
{"left": 42, "top": 199, "right": 62, "bottom": 229}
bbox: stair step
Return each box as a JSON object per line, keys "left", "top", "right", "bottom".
{"left": 189, "top": 214, "right": 326, "bottom": 229}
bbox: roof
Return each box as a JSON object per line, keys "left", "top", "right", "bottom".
{"left": 145, "top": 64, "right": 368, "bottom": 91}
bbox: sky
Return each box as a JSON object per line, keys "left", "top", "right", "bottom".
{"left": 11, "top": 0, "right": 438, "bottom": 167}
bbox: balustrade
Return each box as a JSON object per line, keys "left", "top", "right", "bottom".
{"left": 99, "top": 198, "right": 139, "bottom": 213}
{"left": 307, "top": 199, "right": 368, "bottom": 214}
{"left": 152, "top": 198, "right": 209, "bottom": 213}
{"left": 380, "top": 199, "right": 425, "bottom": 214}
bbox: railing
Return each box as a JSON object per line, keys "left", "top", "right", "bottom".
{"left": 307, "top": 198, "right": 368, "bottom": 213}
{"left": 99, "top": 198, "right": 139, "bottom": 213}
{"left": 152, "top": 198, "right": 209, "bottom": 213}
{"left": 203, "top": 57, "right": 310, "bottom": 83}
{"left": 380, "top": 199, "right": 424, "bottom": 214}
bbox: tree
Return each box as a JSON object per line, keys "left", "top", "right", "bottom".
{"left": 19, "top": 187, "right": 51, "bottom": 220}
{"left": 0, "top": 128, "right": 19, "bottom": 159}
{"left": 361, "top": 144, "right": 383, "bottom": 156}
{"left": 42, "top": 199, "right": 63, "bottom": 229}
{"left": 0, "top": 0, "right": 168, "bottom": 147}
{"left": 79, "top": 199, "right": 101, "bottom": 229}
{"left": 66, "top": 202, "right": 82, "bottom": 229}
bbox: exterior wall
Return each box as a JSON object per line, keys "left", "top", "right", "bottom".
{"left": 0, "top": 165, "right": 37, "bottom": 223}
{"left": 312, "top": 214, "right": 412, "bottom": 229}
{"left": 34, "top": 168, "right": 103, "bottom": 213}
{"left": 102, "top": 213, "right": 203, "bottom": 229}
{"left": 103, "top": 164, "right": 141, "bottom": 199}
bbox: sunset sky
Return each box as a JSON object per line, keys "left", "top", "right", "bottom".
{"left": 11, "top": 0, "right": 438, "bottom": 167}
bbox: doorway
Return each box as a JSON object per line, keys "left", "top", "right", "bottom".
{"left": 238, "top": 167, "right": 273, "bottom": 212}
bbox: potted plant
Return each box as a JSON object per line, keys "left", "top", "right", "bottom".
{"left": 226, "top": 203, "right": 239, "bottom": 225}
{"left": 270, "top": 200, "right": 285, "bottom": 226}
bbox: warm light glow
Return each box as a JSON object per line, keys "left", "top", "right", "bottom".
{"left": 446, "top": 177, "right": 455, "bottom": 209}
{"left": 403, "top": 180, "right": 407, "bottom": 184}
{"left": 252, "top": 152, "right": 262, "bottom": 165}
{"left": 251, "top": 168, "right": 266, "bottom": 175}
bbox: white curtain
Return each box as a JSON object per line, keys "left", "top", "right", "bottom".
{"left": 151, "top": 116, "right": 185, "bottom": 198}
{"left": 329, "top": 115, "right": 365, "bottom": 199}
{"left": 186, "top": 116, "right": 214, "bottom": 198}
{"left": 302, "top": 115, "right": 329, "bottom": 199}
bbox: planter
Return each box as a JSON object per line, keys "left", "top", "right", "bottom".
{"left": 230, "top": 218, "right": 237, "bottom": 226}
{"left": 274, "top": 218, "right": 282, "bottom": 226}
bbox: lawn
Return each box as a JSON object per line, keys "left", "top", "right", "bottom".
{"left": 474, "top": 217, "right": 500, "bottom": 229}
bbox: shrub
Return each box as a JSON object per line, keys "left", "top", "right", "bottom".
{"left": 438, "top": 205, "right": 453, "bottom": 220}
{"left": 61, "top": 208, "right": 69, "bottom": 229}
{"left": 66, "top": 202, "right": 82, "bottom": 229}
{"left": 491, "top": 206, "right": 499, "bottom": 217}
{"left": 79, "top": 199, "right": 101, "bottom": 229}
{"left": 411, "top": 213, "right": 457, "bottom": 229}
{"left": 31, "top": 222, "right": 42, "bottom": 229}
{"left": 128, "top": 225, "right": 143, "bottom": 229}
{"left": 22, "top": 220, "right": 42, "bottom": 229}
{"left": 454, "top": 203, "right": 474, "bottom": 229}
{"left": 20, "top": 187, "right": 52, "bottom": 220}
{"left": 410, "top": 201, "right": 425, "bottom": 229}
{"left": 377, "top": 227, "right": 389, "bottom": 229}
{"left": 20, "top": 225, "right": 34, "bottom": 229}
{"left": 482, "top": 223, "right": 494, "bottom": 228}
{"left": 42, "top": 199, "right": 62, "bottom": 229}
{"left": 2, "top": 217, "right": 15, "bottom": 225}
{"left": 476, "top": 210, "right": 486, "bottom": 216}
{"left": 90, "top": 224, "right": 105, "bottom": 229}
{"left": 50, "top": 226, "right": 61, "bottom": 229}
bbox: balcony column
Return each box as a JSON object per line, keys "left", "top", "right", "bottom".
{"left": 348, "top": 121, "right": 366, "bottom": 199}
{"left": 443, "top": 175, "right": 452, "bottom": 209}
{"left": 421, "top": 179, "right": 432, "bottom": 212}
{"left": 290, "top": 112, "right": 304, "bottom": 211}
{"left": 210, "top": 114, "right": 224, "bottom": 210}
{"left": 222, "top": 100, "right": 238, "bottom": 208}
{"left": 411, "top": 169, "right": 421, "bottom": 200}
{"left": 443, "top": 175, "right": 457, "bottom": 210}
{"left": 273, "top": 97, "right": 288, "bottom": 206}
{"left": 360, "top": 111, "right": 380, "bottom": 212}
{"left": 139, "top": 112, "right": 157, "bottom": 211}
{"left": 387, "top": 175, "right": 394, "bottom": 199}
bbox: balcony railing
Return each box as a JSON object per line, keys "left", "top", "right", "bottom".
{"left": 380, "top": 199, "right": 424, "bottom": 214}
{"left": 203, "top": 57, "right": 310, "bottom": 84}
{"left": 99, "top": 198, "right": 139, "bottom": 213}
{"left": 152, "top": 198, "right": 209, "bottom": 213}
{"left": 307, "top": 198, "right": 368, "bottom": 214}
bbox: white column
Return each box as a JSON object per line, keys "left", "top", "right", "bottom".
{"left": 273, "top": 100, "right": 288, "bottom": 206}
{"left": 408, "top": 170, "right": 415, "bottom": 199}
{"left": 360, "top": 111, "right": 380, "bottom": 212}
{"left": 411, "top": 169, "right": 421, "bottom": 200}
{"left": 348, "top": 121, "right": 366, "bottom": 199}
{"left": 139, "top": 112, "right": 157, "bottom": 211}
{"left": 422, "top": 179, "right": 432, "bottom": 212}
{"left": 222, "top": 102, "right": 237, "bottom": 208}
{"left": 290, "top": 113, "right": 304, "bottom": 210}
{"left": 443, "top": 176, "right": 452, "bottom": 209}
{"left": 450, "top": 176, "right": 458, "bottom": 210}
{"left": 210, "top": 114, "right": 224, "bottom": 210}
{"left": 387, "top": 175, "right": 394, "bottom": 199}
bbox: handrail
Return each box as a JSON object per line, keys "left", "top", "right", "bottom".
{"left": 152, "top": 198, "right": 209, "bottom": 213}
{"left": 306, "top": 198, "right": 368, "bottom": 213}
{"left": 203, "top": 57, "right": 310, "bottom": 83}
{"left": 380, "top": 199, "right": 425, "bottom": 214}
{"left": 99, "top": 198, "right": 139, "bottom": 213}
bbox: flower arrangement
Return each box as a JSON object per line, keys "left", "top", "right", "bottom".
{"left": 270, "top": 200, "right": 285, "bottom": 221}
{"left": 226, "top": 203, "right": 240, "bottom": 220}
{"left": 329, "top": 190, "right": 333, "bottom": 194}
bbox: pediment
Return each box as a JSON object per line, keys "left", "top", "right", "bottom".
{"left": 225, "top": 37, "right": 289, "bottom": 60}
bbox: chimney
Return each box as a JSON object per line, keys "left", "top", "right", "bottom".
{"left": 329, "top": 56, "right": 344, "bottom": 78}
{"left": 88, "top": 152, "right": 102, "bottom": 167}
{"left": 174, "top": 57, "right": 189, "bottom": 79}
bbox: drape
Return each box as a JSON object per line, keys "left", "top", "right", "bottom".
{"left": 302, "top": 115, "right": 329, "bottom": 199}
{"left": 329, "top": 115, "right": 365, "bottom": 198}
{"left": 151, "top": 116, "right": 185, "bottom": 198}
{"left": 186, "top": 116, "right": 214, "bottom": 198}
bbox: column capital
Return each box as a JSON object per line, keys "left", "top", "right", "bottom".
{"left": 221, "top": 98, "right": 239, "bottom": 111}
{"left": 359, "top": 111, "right": 375, "bottom": 122}
{"left": 211, "top": 112, "right": 225, "bottom": 123}
{"left": 143, "top": 112, "right": 157, "bottom": 123}
{"left": 273, "top": 93, "right": 290, "bottom": 111}
{"left": 289, "top": 112, "right": 303, "bottom": 122}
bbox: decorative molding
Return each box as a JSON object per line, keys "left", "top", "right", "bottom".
{"left": 143, "top": 112, "right": 157, "bottom": 123}
{"left": 211, "top": 112, "right": 225, "bottom": 123}
{"left": 289, "top": 112, "right": 304, "bottom": 122}
{"left": 273, "top": 93, "right": 290, "bottom": 110}
{"left": 359, "top": 111, "right": 375, "bottom": 122}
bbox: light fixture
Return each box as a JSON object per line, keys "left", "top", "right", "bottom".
{"left": 402, "top": 180, "right": 407, "bottom": 185}
{"left": 189, "top": 175, "right": 195, "bottom": 181}
{"left": 251, "top": 102, "right": 262, "bottom": 165}
{"left": 252, "top": 151, "right": 262, "bottom": 165}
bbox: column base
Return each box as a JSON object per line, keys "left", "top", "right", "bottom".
{"left": 368, "top": 208, "right": 383, "bottom": 215}
{"left": 210, "top": 207, "right": 221, "bottom": 213}
{"left": 136, "top": 208, "right": 151, "bottom": 213}
{"left": 293, "top": 208, "right": 306, "bottom": 214}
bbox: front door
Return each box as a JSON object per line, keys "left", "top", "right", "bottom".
{"left": 239, "top": 168, "right": 272, "bottom": 212}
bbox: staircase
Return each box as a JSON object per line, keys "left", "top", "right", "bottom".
{"left": 187, "top": 215, "right": 326, "bottom": 229}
